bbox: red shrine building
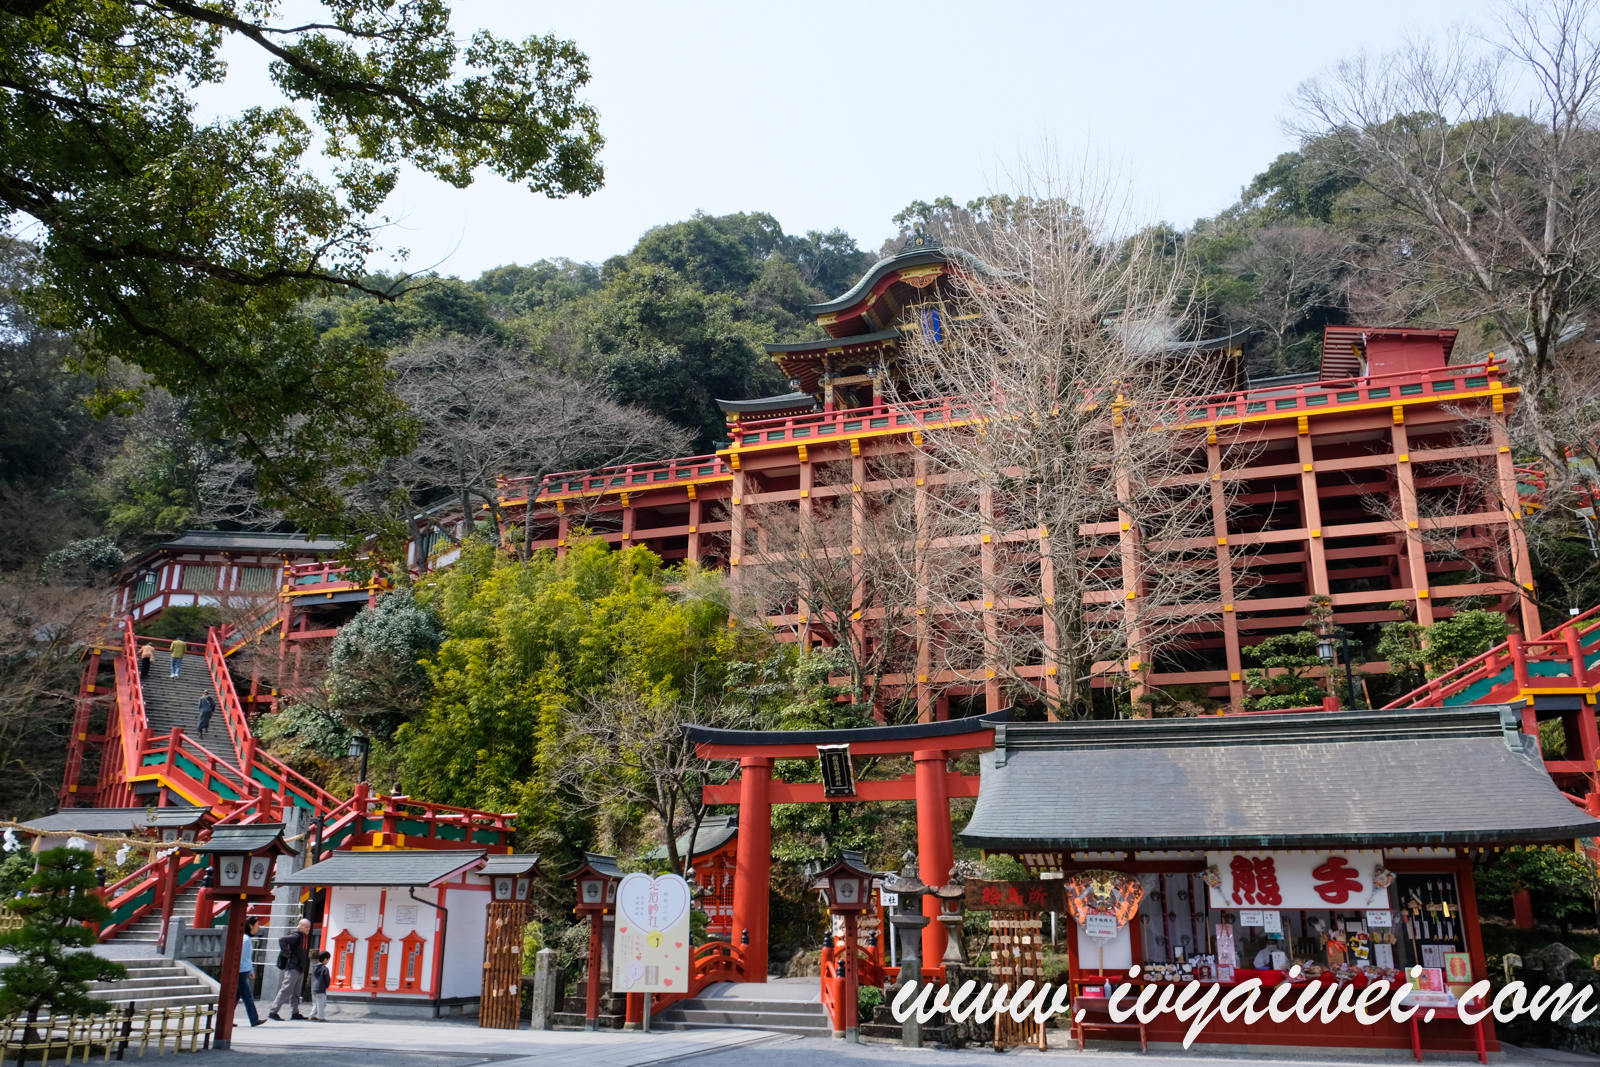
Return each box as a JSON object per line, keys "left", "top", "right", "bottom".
{"left": 504, "top": 235, "right": 1539, "bottom": 717}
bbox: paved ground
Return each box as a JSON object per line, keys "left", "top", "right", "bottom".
{"left": 205, "top": 1009, "right": 1600, "bottom": 1067}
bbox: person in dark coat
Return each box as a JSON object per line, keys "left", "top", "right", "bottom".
{"left": 197, "top": 694, "right": 215, "bottom": 738}
{"left": 268, "top": 918, "right": 312, "bottom": 1021}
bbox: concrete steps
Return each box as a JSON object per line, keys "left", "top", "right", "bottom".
{"left": 138, "top": 650, "right": 240, "bottom": 766}
{"left": 651, "top": 996, "right": 831, "bottom": 1038}
{"left": 106, "top": 887, "right": 201, "bottom": 946}
{"left": 87, "top": 960, "right": 217, "bottom": 1011}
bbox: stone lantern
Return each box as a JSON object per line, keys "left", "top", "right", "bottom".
{"left": 929, "top": 882, "right": 966, "bottom": 965}
{"left": 881, "top": 851, "right": 929, "bottom": 975}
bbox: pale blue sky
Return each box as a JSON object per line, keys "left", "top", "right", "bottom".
{"left": 210, "top": 0, "right": 1494, "bottom": 279}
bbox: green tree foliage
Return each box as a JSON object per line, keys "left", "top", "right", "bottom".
{"left": 1475, "top": 845, "right": 1598, "bottom": 929}
{"left": 397, "top": 538, "right": 729, "bottom": 868}
{"left": 134, "top": 605, "right": 221, "bottom": 644}
{"left": 326, "top": 589, "right": 445, "bottom": 738}
{"left": 0, "top": 847, "right": 127, "bottom": 1034}
{"left": 1377, "top": 608, "right": 1511, "bottom": 689}
{"left": 2, "top": 0, "right": 604, "bottom": 527}
{"left": 1242, "top": 629, "right": 1329, "bottom": 710}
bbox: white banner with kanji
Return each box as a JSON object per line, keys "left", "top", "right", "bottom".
{"left": 1205, "top": 850, "right": 1388, "bottom": 910}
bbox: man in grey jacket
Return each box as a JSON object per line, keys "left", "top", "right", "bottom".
{"left": 267, "top": 918, "right": 312, "bottom": 1021}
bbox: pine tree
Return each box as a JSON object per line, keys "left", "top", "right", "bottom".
{"left": 0, "top": 848, "right": 127, "bottom": 1060}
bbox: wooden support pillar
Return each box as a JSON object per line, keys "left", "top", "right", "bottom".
{"left": 979, "top": 484, "right": 1002, "bottom": 713}
{"left": 1208, "top": 438, "right": 1245, "bottom": 710}
{"left": 1113, "top": 408, "right": 1147, "bottom": 711}
{"left": 1492, "top": 405, "right": 1541, "bottom": 636}
{"left": 851, "top": 447, "right": 868, "bottom": 699}
{"left": 1297, "top": 426, "right": 1330, "bottom": 596}
{"left": 687, "top": 494, "right": 702, "bottom": 564}
{"left": 620, "top": 497, "right": 635, "bottom": 548}
{"left": 730, "top": 757, "right": 772, "bottom": 983}
{"left": 914, "top": 750, "right": 952, "bottom": 969}
{"left": 584, "top": 909, "right": 604, "bottom": 1028}
{"left": 1391, "top": 415, "right": 1435, "bottom": 625}
{"left": 914, "top": 447, "right": 933, "bottom": 720}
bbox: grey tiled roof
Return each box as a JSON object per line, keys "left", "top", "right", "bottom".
{"left": 278, "top": 849, "right": 486, "bottom": 887}
{"left": 643, "top": 815, "right": 737, "bottom": 862}
{"left": 23, "top": 806, "right": 207, "bottom": 834}
{"left": 959, "top": 705, "right": 1600, "bottom": 851}
{"left": 191, "top": 823, "right": 293, "bottom": 855}
{"left": 479, "top": 853, "right": 541, "bottom": 876}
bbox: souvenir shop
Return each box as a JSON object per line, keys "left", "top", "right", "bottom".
{"left": 961, "top": 705, "right": 1600, "bottom": 1054}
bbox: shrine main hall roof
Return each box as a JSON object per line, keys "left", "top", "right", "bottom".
{"left": 959, "top": 705, "right": 1600, "bottom": 852}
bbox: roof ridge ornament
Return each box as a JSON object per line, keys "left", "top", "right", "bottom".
{"left": 903, "top": 229, "right": 942, "bottom": 254}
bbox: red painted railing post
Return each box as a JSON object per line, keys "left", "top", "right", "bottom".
{"left": 1566, "top": 626, "right": 1589, "bottom": 687}
{"left": 1509, "top": 634, "right": 1531, "bottom": 691}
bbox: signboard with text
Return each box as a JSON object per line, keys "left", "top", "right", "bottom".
{"left": 612, "top": 872, "right": 691, "bottom": 994}
{"left": 964, "top": 880, "right": 1063, "bottom": 912}
{"left": 1206, "top": 851, "right": 1387, "bottom": 910}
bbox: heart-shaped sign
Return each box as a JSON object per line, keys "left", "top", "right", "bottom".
{"left": 615, "top": 872, "right": 690, "bottom": 933}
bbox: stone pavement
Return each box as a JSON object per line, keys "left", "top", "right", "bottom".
{"left": 209, "top": 1006, "right": 1600, "bottom": 1067}
{"left": 224, "top": 1013, "right": 782, "bottom": 1066}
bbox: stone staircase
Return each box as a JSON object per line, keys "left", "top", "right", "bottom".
{"left": 107, "top": 886, "right": 202, "bottom": 946}
{"left": 87, "top": 959, "right": 217, "bottom": 1011}
{"left": 139, "top": 650, "right": 239, "bottom": 765}
{"left": 650, "top": 982, "right": 831, "bottom": 1037}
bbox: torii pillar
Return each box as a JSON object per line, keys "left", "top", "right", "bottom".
{"left": 914, "top": 749, "right": 953, "bottom": 968}
{"left": 730, "top": 756, "right": 773, "bottom": 982}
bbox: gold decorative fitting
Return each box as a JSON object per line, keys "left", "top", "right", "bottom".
{"left": 984, "top": 601, "right": 993, "bottom": 610}
{"left": 918, "top": 674, "right": 928, "bottom": 683}
{"left": 1217, "top": 536, "right": 1227, "bottom": 545}
{"left": 1207, "top": 429, "right": 1218, "bottom": 444}
{"left": 916, "top": 477, "right": 925, "bottom": 486}
{"left": 1212, "top": 471, "right": 1221, "bottom": 481}
{"left": 912, "top": 430, "right": 923, "bottom": 447}
{"left": 621, "top": 533, "right": 631, "bottom": 540}
{"left": 1044, "top": 596, "right": 1054, "bottom": 604}
{"left": 558, "top": 540, "right": 566, "bottom": 547}
{"left": 853, "top": 484, "right": 861, "bottom": 492}
{"left": 1129, "top": 660, "right": 1142, "bottom": 671}
{"left": 1230, "top": 672, "right": 1241, "bottom": 681}
{"left": 799, "top": 614, "right": 809, "bottom": 623}
{"left": 1125, "top": 590, "right": 1137, "bottom": 600}
{"left": 851, "top": 611, "right": 861, "bottom": 620}
{"left": 986, "top": 670, "right": 996, "bottom": 679}
{"left": 621, "top": 492, "right": 630, "bottom": 507}
{"left": 1224, "top": 603, "right": 1234, "bottom": 612}
{"left": 688, "top": 525, "right": 697, "bottom": 533}
{"left": 981, "top": 534, "right": 992, "bottom": 543}
{"left": 731, "top": 454, "right": 741, "bottom": 470}
{"left": 1393, "top": 406, "right": 1405, "bottom": 425}
{"left": 731, "top": 557, "right": 740, "bottom": 566}
{"left": 557, "top": 501, "right": 566, "bottom": 513}
{"left": 797, "top": 444, "right": 808, "bottom": 462}
{"left": 732, "top": 496, "right": 741, "bottom": 506}
{"left": 1311, "top": 529, "right": 1321, "bottom": 538}
{"left": 1038, "top": 527, "right": 1048, "bottom": 537}
{"left": 1418, "top": 589, "right": 1430, "bottom": 598}
{"left": 1120, "top": 522, "right": 1130, "bottom": 531}
{"left": 800, "top": 489, "right": 809, "bottom": 498}
{"left": 1297, "top": 415, "right": 1309, "bottom": 435}
{"left": 852, "top": 547, "right": 861, "bottom": 555}
{"left": 1408, "top": 520, "right": 1419, "bottom": 529}
{"left": 916, "top": 608, "right": 926, "bottom": 615}
{"left": 1493, "top": 394, "right": 1505, "bottom": 414}
{"left": 1046, "top": 666, "right": 1057, "bottom": 676}
{"left": 687, "top": 485, "right": 697, "bottom": 500}
{"left": 1303, "top": 463, "right": 1313, "bottom": 473}
{"left": 850, "top": 438, "right": 861, "bottom": 456}
{"left": 1398, "top": 453, "right": 1409, "bottom": 463}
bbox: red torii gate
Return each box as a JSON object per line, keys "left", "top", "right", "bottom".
{"left": 688, "top": 711, "right": 1006, "bottom": 977}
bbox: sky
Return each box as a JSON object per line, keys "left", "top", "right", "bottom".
{"left": 207, "top": 0, "right": 1494, "bottom": 280}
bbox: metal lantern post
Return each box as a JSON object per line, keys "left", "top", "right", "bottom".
{"left": 1317, "top": 629, "right": 1359, "bottom": 709}
{"left": 347, "top": 735, "right": 371, "bottom": 784}
{"left": 813, "top": 852, "right": 875, "bottom": 1044}
{"left": 562, "top": 853, "right": 622, "bottom": 1031}
{"left": 189, "top": 824, "right": 295, "bottom": 1049}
